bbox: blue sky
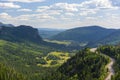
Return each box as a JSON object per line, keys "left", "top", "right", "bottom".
{"left": 0, "top": 0, "right": 120, "bottom": 29}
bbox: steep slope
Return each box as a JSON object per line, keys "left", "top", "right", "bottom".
{"left": 0, "top": 25, "right": 43, "bottom": 43}
{"left": 50, "top": 26, "right": 115, "bottom": 44}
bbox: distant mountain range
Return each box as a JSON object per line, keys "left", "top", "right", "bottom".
{"left": 38, "top": 28, "right": 65, "bottom": 38}
{"left": 0, "top": 22, "right": 80, "bottom": 51}
{"left": 50, "top": 26, "right": 120, "bottom": 47}
{"left": 1, "top": 22, "right": 120, "bottom": 48}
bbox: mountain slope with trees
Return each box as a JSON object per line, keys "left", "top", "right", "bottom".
{"left": 0, "top": 63, "right": 27, "bottom": 80}
{"left": 50, "top": 26, "right": 115, "bottom": 43}
{"left": 0, "top": 39, "right": 72, "bottom": 80}
{"left": 0, "top": 25, "right": 43, "bottom": 43}
{"left": 43, "top": 48, "right": 109, "bottom": 80}
{"left": 95, "top": 29, "right": 120, "bottom": 45}
{"left": 0, "top": 23, "right": 81, "bottom": 51}
{"left": 97, "top": 46, "right": 120, "bottom": 80}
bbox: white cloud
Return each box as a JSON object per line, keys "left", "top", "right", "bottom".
{"left": 3, "top": 0, "right": 45, "bottom": 3}
{"left": 36, "top": 6, "right": 50, "bottom": 12}
{"left": 18, "top": 14, "right": 54, "bottom": 20}
{"left": 37, "top": 3, "right": 79, "bottom": 13}
{"left": 15, "top": 15, "right": 32, "bottom": 20}
{"left": 0, "top": 12, "right": 55, "bottom": 22}
{"left": 0, "top": 2, "right": 21, "bottom": 8}
{"left": 80, "top": 0, "right": 118, "bottom": 9}
{"left": 36, "top": 1, "right": 118, "bottom": 18}
{"left": 79, "top": 9, "right": 98, "bottom": 16}
{"left": 0, "top": 0, "right": 119, "bottom": 29}
{"left": 35, "top": 14, "right": 55, "bottom": 20}
{"left": 65, "top": 13, "right": 74, "bottom": 16}
{"left": 50, "top": 3, "right": 79, "bottom": 12}
{"left": 1, "top": 12, "right": 120, "bottom": 29}
{"left": 0, "top": 13, "right": 12, "bottom": 19}
{"left": 36, "top": 6, "right": 62, "bottom": 16}
{"left": 17, "top": 8, "right": 32, "bottom": 12}
{"left": 45, "top": 10, "right": 61, "bottom": 15}
{"left": 110, "top": 0, "right": 120, "bottom": 7}
{"left": 86, "top": 17, "right": 96, "bottom": 20}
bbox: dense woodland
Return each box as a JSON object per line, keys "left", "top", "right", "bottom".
{"left": 42, "top": 48, "right": 109, "bottom": 80}
{"left": 0, "top": 39, "right": 110, "bottom": 80}
{"left": 97, "top": 46, "right": 120, "bottom": 80}
{"left": 0, "top": 63, "right": 27, "bottom": 80}
{"left": 0, "top": 39, "right": 74, "bottom": 80}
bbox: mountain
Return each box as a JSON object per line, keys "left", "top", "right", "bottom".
{"left": 0, "top": 23, "right": 80, "bottom": 51}
{"left": 0, "top": 25, "right": 43, "bottom": 43}
{"left": 0, "top": 22, "right": 14, "bottom": 27}
{"left": 95, "top": 29, "right": 120, "bottom": 45}
{"left": 50, "top": 26, "right": 115, "bottom": 44}
{"left": 38, "top": 28, "right": 65, "bottom": 38}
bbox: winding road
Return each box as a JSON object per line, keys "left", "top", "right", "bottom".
{"left": 90, "top": 48, "right": 115, "bottom": 80}
{"left": 105, "top": 57, "right": 115, "bottom": 80}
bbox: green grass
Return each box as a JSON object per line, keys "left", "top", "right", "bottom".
{"left": 44, "top": 39, "right": 71, "bottom": 45}
{"left": 37, "top": 51, "right": 70, "bottom": 67}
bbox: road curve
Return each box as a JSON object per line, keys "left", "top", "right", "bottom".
{"left": 90, "top": 48, "right": 115, "bottom": 80}
{"left": 105, "top": 57, "right": 115, "bottom": 80}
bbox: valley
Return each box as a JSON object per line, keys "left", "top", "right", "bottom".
{"left": 0, "top": 0, "right": 119, "bottom": 79}
{"left": 0, "top": 22, "right": 120, "bottom": 80}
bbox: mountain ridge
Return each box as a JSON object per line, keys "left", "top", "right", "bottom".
{"left": 50, "top": 26, "right": 116, "bottom": 44}
{"left": 0, "top": 24, "right": 43, "bottom": 44}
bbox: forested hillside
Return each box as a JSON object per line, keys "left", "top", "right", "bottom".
{"left": 0, "top": 24, "right": 81, "bottom": 51}
{"left": 0, "top": 40, "right": 72, "bottom": 80}
{"left": 97, "top": 46, "right": 120, "bottom": 80}
{"left": 95, "top": 30, "right": 120, "bottom": 45}
{"left": 0, "top": 25, "right": 43, "bottom": 43}
{"left": 0, "top": 39, "right": 111, "bottom": 80}
{"left": 50, "top": 26, "right": 115, "bottom": 44}
{"left": 43, "top": 48, "right": 109, "bottom": 80}
{"left": 0, "top": 63, "right": 27, "bottom": 80}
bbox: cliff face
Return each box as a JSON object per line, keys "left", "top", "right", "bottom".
{"left": 0, "top": 25, "right": 43, "bottom": 43}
